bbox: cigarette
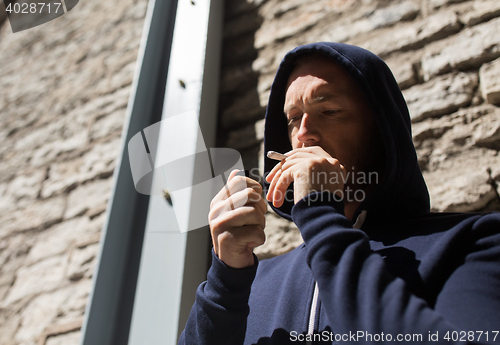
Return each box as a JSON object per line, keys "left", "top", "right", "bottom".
{"left": 267, "top": 151, "right": 289, "bottom": 161}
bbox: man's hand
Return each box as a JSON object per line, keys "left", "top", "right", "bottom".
{"left": 209, "top": 170, "right": 267, "bottom": 269}
{"left": 266, "top": 146, "right": 346, "bottom": 208}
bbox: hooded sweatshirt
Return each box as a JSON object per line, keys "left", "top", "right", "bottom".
{"left": 179, "top": 43, "right": 500, "bottom": 344}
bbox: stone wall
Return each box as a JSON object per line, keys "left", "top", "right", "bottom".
{"left": 0, "top": 0, "right": 499, "bottom": 344}
{"left": 0, "top": 0, "right": 148, "bottom": 344}
{"left": 219, "top": 0, "right": 500, "bottom": 259}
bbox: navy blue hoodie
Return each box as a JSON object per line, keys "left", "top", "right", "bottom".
{"left": 179, "top": 43, "right": 500, "bottom": 344}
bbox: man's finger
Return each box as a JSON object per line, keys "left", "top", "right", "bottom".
{"left": 272, "top": 168, "right": 294, "bottom": 208}
{"left": 230, "top": 188, "right": 265, "bottom": 211}
{"left": 215, "top": 205, "right": 266, "bottom": 229}
{"left": 227, "top": 169, "right": 241, "bottom": 182}
{"left": 266, "top": 168, "right": 283, "bottom": 202}
{"left": 266, "top": 159, "right": 285, "bottom": 183}
{"left": 216, "top": 224, "right": 266, "bottom": 260}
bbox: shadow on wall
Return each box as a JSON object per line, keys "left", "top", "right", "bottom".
{"left": 217, "top": 0, "right": 264, "bottom": 171}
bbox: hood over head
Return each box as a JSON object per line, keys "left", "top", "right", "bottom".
{"left": 263, "top": 42, "right": 430, "bottom": 230}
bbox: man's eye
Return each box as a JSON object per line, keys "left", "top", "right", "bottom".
{"left": 322, "top": 110, "right": 338, "bottom": 116}
{"left": 287, "top": 116, "right": 301, "bottom": 126}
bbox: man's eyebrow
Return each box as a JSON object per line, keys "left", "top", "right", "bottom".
{"left": 310, "top": 93, "right": 336, "bottom": 104}
{"left": 284, "top": 94, "right": 337, "bottom": 115}
{"left": 283, "top": 104, "right": 298, "bottom": 115}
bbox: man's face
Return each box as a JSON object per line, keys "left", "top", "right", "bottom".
{"left": 284, "top": 57, "right": 384, "bottom": 189}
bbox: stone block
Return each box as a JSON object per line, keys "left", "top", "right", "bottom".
{"left": 87, "top": 202, "right": 108, "bottom": 220}
{"left": 412, "top": 104, "right": 497, "bottom": 145}
{"left": 259, "top": 0, "right": 353, "bottom": 24}
{"left": 3, "top": 255, "right": 68, "bottom": 305}
{"left": 4, "top": 169, "right": 46, "bottom": 203}
{"left": 262, "top": 0, "right": 305, "bottom": 20}
{"left": 13, "top": 289, "right": 73, "bottom": 344}
{"left": 26, "top": 216, "right": 100, "bottom": 265}
{"left": 67, "top": 86, "right": 130, "bottom": 126}
{"left": 479, "top": 58, "right": 500, "bottom": 105}
{"left": 254, "top": 210, "right": 302, "bottom": 260}
{"left": 252, "top": 47, "right": 281, "bottom": 77}
{"left": 385, "top": 50, "right": 424, "bottom": 90}
{"left": 255, "top": 10, "right": 326, "bottom": 49}
{"left": 0, "top": 196, "right": 66, "bottom": 239}
{"left": 427, "top": 0, "right": 468, "bottom": 10}
{"left": 0, "top": 273, "right": 15, "bottom": 300}
{"left": 240, "top": 144, "right": 262, "bottom": 171}
{"left": 321, "top": 1, "right": 420, "bottom": 43}
{"left": 258, "top": 88, "right": 272, "bottom": 110}
{"left": 54, "top": 279, "right": 93, "bottom": 321}
{"left": 41, "top": 139, "right": 120, "bottom": 198}
{"left": 356, "top": 23, "right": 423, "bottom": 58}
{"left": 221, "top": 90, "right": 265, "bottom": 130}
{"left": 220, "top": 63, "right": 256, "bottom": 96}
{"left": 64, "top": 179, "right": 112, "bottom": 220}
{"left": 89, "top": 109, "right": 126, "bottom": 143}
{"left": 0, "top": 159, "right": 18, "bottom": 187}
{"left": 226, "top": 119, "right": 265, "bottom": 151}
{"left": 417, "top": 10, "right": 463, "bottom": 44}
{"left": 255, "top": 117, "right": 265, "bottom": 142}
{"left": 41, "top": 158, "right": 84, "bottom": 198}
{"left": 66, "top": 243, "right": 99, "bottom": 282}
{"left": 0, "top": 285, "right": 10, "bottom": 305}
{"left": 13, "top": 122, "right": 63, "bottom": 154}
{"left": 356, "top": 10, "right": 462, "bottom": 58}
{"left": 412, "top": 117, "right": 456, "bottom": 145}
{"left": 94, "top": 61, "right": 136, "bottom": 96}
{"left": 0, "top": 182, "right": 15, "bottom": 215}
{"left": 221, "top": 33, "right": 258, "bottom": 66}
{"left": 368, "top": 1, "right": 420, "bottom": 27}
{"left": 30, "top": 131, "right": 89, "bottom": 168}
{"left": 12, "top": 97, "right": 103, "bottom": 167}
{"left": 224, "top": 0, "right": 266, "bottom": 18}
{"left": 0, "top": 234, "right": 33, "bottom": 276}
{"left": 461, "top": 0, "right": 500, "bottom": 27}
{"left": 414, "top": 104, "right": 500, "bottom": 211}
{"left": 403, "top": 72, "right": 478, "bottom": 122}
{"left": 46, "top": 331, "right": 81, "bottom": 345}
{"left": 257, "top": 73, "right": 275, "bottom": 96}
{"left": 0, "top": 310, "right": 21, "bottom": 345}
{"left": 226, "top": 124, "right": 257, "bottom": 150}
{"left": 424, "top": 148, "right": 500, "bottom": 212}
{"left": 421, "top": 17, "right": 500, "bottom": 80}
{"left": 471, "top": 109, "right": 500, "bottom": 150}
{"left": 224, "top": 9, "right": 263, "bottom": 40}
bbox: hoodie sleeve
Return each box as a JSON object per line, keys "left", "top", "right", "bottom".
{"left": 178, "top": 249, "right": 258, "bottom": 345}
{"left": 291, "top": 191, "right": 500, "bottom": 344}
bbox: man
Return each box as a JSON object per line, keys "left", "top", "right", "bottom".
{"left": 179, "top": 42, "right": 500, "bottom": 344}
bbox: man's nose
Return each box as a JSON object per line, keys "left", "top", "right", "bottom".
{"left": 296, "top": 113, "right": 320, "bottom": 144}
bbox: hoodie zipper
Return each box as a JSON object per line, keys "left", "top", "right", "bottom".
{"left": 306, "top": 210, "right": 368, "bottom": 344}
{"left": 307, "top": 282, "right": 319, "bottom": 341}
